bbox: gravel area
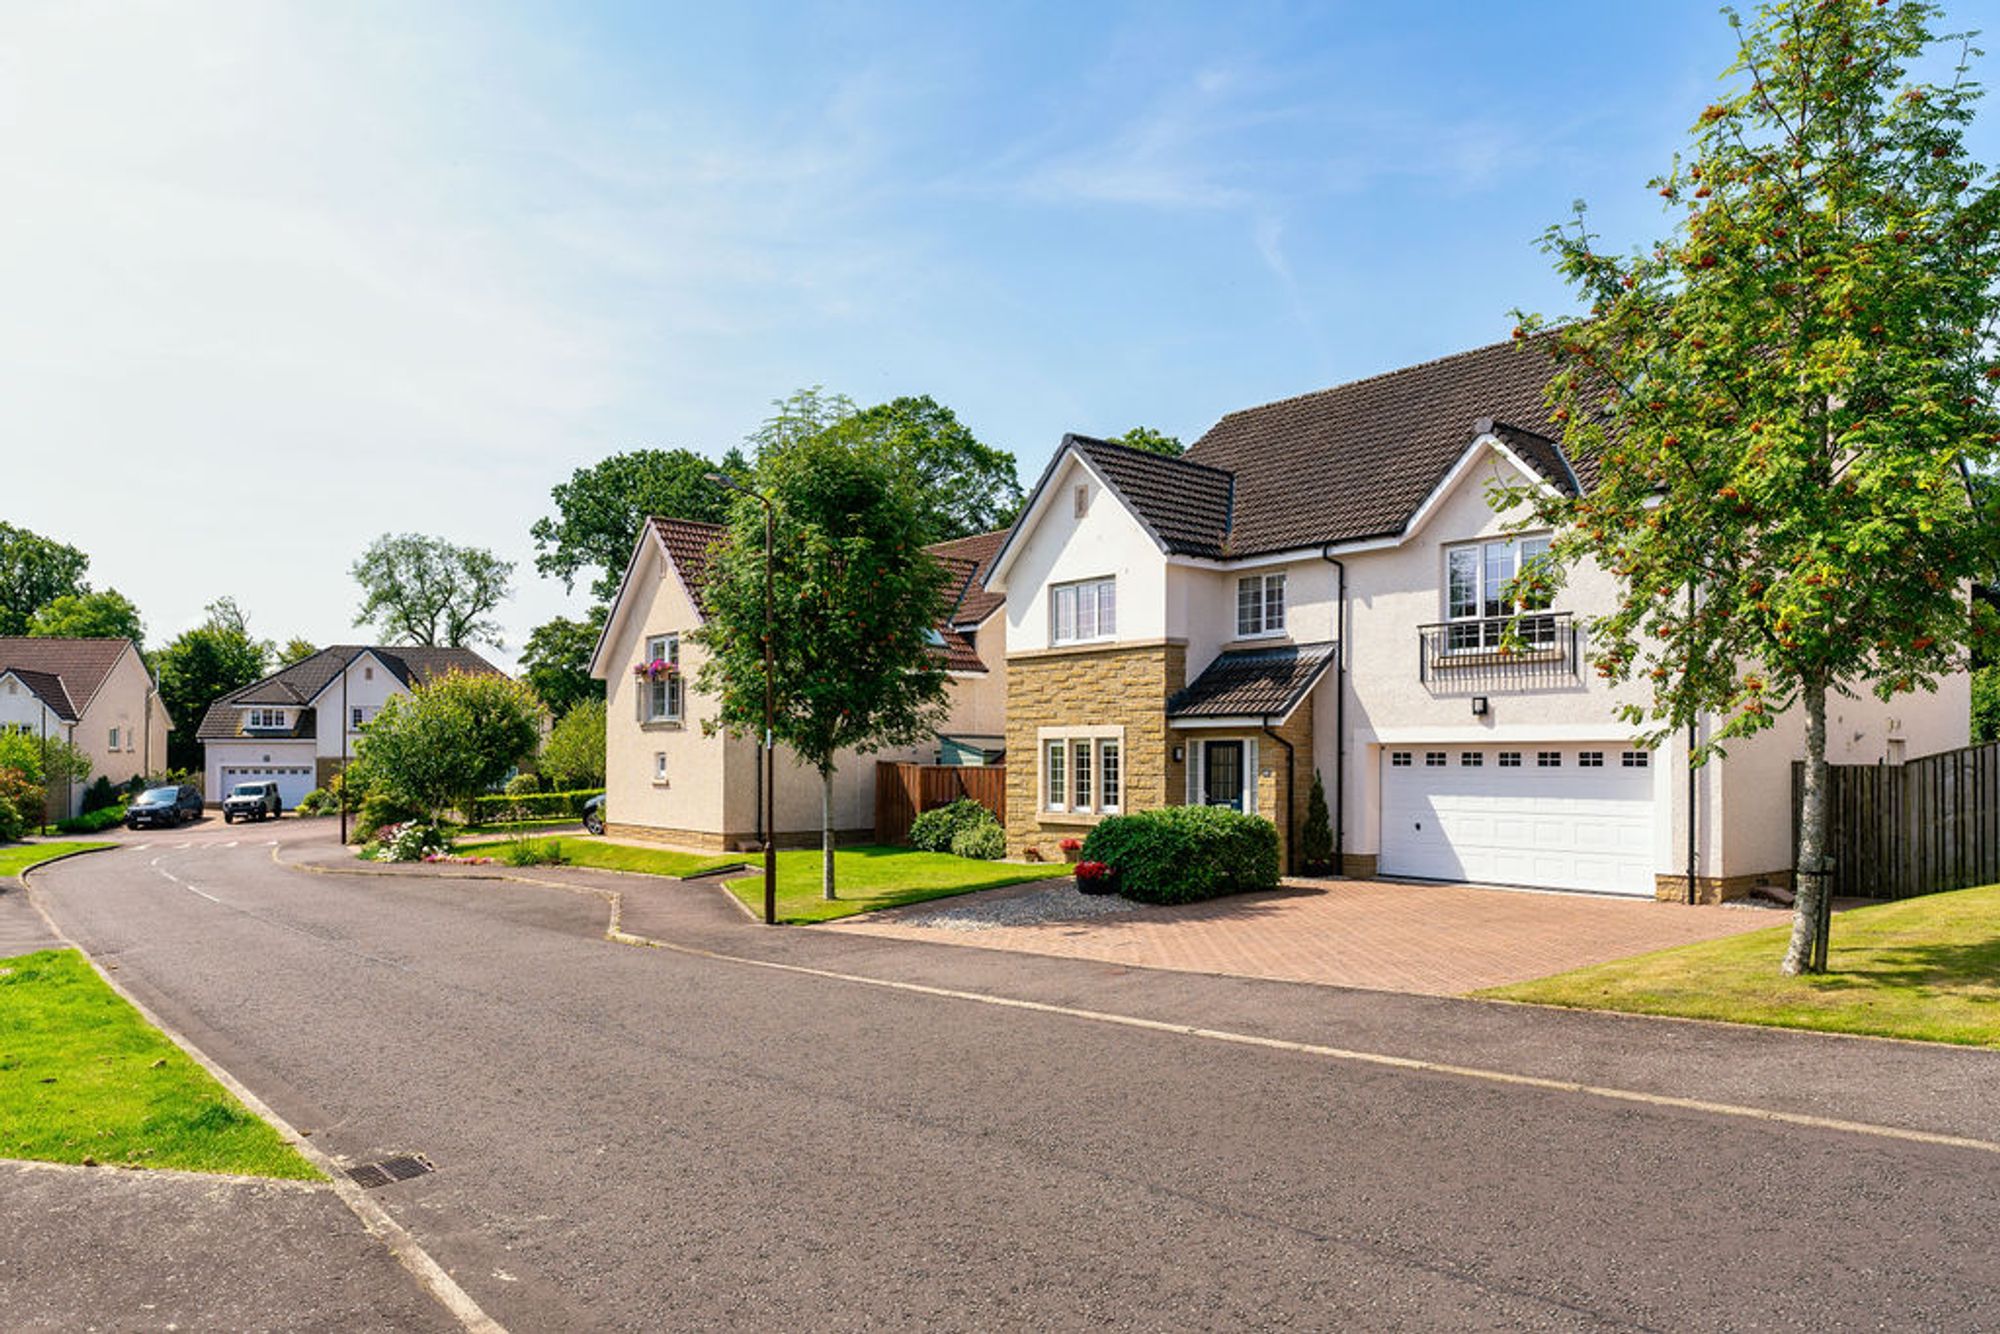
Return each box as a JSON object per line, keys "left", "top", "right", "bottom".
{"left": 897, "top": 882, "right": 1140, "bottom": 931}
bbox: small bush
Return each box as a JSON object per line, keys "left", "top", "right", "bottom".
{"left": 1299, "top": 769, "right": 1334, "bottom": 874}
{"left": 1081, "top": 806, "right": 1280, "bottom": 905}
{"left": 0, "top": 767, "right": 38, "bottom": 841}
{"left": 950, "top": 821, "right": 1006, "bottom": 861}
{"left": 294, "top": 788, "right": 336, "bottom": 817}
{"left": 466, "top": 788, "right": 604, "bottom": 821}
{"left": 80, "top": 776, "right": 121, "bottom": 814}
{"left": 372, "top": 822, "right": 447, "bottom": 863}
{"left": 56, "top": 805, "right": 126, "bottom": 834}
{"left": 908, "top": 798, "right": 993, "bottom": 853}
{"left": 504, "top": 772, "right": 543, "bottom": 797}
{"left": 499, "top": 838, "right": 569, "bottom": 867}
{"left": 356, "top": 789, "right": 424, "bottom": 844}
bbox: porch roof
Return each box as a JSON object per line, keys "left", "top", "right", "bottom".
{"left": 1167, "top": 641, "right": 1338, "bottom": 723}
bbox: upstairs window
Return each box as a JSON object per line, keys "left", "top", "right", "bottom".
{"left": 1051, "top": 578, "right": 1116, "bottom": 645}
{"left": 245, "top": 708, "right": 287, "bottom": 730}
{"left": 1236, "top": 573, "right": 1287, "bottom": 638}
{"left": 1445, "top": 536, "right": 1553, "bottom": 651}
{"left": 644, "top": 634, "right": 683, "bottom": 721}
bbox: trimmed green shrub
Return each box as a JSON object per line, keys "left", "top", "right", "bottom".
{"left": 80, "top": 775, "right": 121, "bottom": 814}
{"left": 1081, "top": 806, "right": 1281, "bottom": 905}
{"left": 908, "top": 797, "right": 992, "bottom": 853}
{"left": 56, "top": 805, "right": 126, "bottom": 834}
{"left": 294, "top": 788, "right": 336, "bottom": 817}
{"left": 466, "top": 788, "right": 605, "bottom": 821}
{"left": 1299, "top": 770, "right": 1334, "bottom": 874}
{"left": 504, "top": 771, "right": 543, "bottom": 797}
{"left": 950, "top": 820, "right": 1006, "bottom": 861}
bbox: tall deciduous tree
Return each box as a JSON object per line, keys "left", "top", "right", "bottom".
{"left": 351, "top": 534, "right": 513, "bottom": 649}
{"left": 27, "top": 589, "right": 144, "bottom": 649}
{"left": 155, "top": 598, "right": 272, "bottom": 771}
{"left": 1511, "top": 0, "right": 2000, "bottom": 974}
{"left": 354, "top": 671, "right": 542, "bottom": 826}
{"left": 538, "top": 696, "right": 607, "bottom": 790}
{"left": 530, "top": 449, "right": 742, "bottom": 604}
{"left": 0, "top": 522, "right": 90, "bottom": 636}
{"left": 277, "top": 637, "right": 320, "bottom": 668}
{"left": 1108, "top": 426, "right": 1185, "bottom": 457}
{"left": 520, "top": 612, "right": 606, "bottom": 718}
{"left": 694, "top": 435, "right": 952, "bottom": 899}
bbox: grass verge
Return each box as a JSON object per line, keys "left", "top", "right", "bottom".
{"left": 1480, "top": 883, "right": 2000, "bottom": 1047}
{"left": 724, "top": 845, "right": 1072, "bottom": 924}
{"left": 0, "top": 949, "right": 320, "bottom": 1177}
{"left": 0, "top": 842, "right": 112, "bottom": 881}
{"left": 451, "top": 836, "right": 740, "bottom": 878}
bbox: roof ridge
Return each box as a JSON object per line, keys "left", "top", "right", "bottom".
{"left": 1202, "top": 334, "right": 1540, "bottom": 428}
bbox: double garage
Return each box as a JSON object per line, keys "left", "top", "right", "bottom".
{"left": 208, "top": 747, "right": 319, "bottom": 809}
{"left": 1377, "top": 742, "right": 1658, "bottom": 897}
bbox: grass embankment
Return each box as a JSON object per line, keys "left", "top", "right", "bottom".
{"left": 0, "top": 949, "right": 319, "bottom": 1177}
{"left": 0, "top": 842, "right": 112, "bottom": 880}
{"left": 724, "top": 845, "right": 1072, "bottom": 924}
{"left": 1482, "top": 883, "right": 2000, "bottom": 1047}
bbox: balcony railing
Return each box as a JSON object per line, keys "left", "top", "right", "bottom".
{"left": 1418, "top": 612, "right": 1579, "bottom": 691}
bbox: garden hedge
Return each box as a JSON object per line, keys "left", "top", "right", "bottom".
{"left": 1080, "top": 805, "right": 1280, "bottom": 905}
{"left": 908, "top": 797, "right": 996, "bottom": 853}
{"left": 466, "top": 788, "right": 606, "bottom": 820}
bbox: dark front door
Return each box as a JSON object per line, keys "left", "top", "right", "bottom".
{"left": 1203, "top": 741, "right": 1244, "bottom": 811}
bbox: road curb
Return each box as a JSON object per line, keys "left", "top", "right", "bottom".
{"left": 20, "top": 858, "right": 508, "bottom": 1334}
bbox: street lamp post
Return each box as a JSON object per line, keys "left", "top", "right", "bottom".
{"left": 708, "top": 473, "right": 778, "bottom": 926}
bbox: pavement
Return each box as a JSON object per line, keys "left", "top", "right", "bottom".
{"left": 11, "top": 821, "right": 2000, "bottom": 1329}
{"left": 824, "top": 873, "right": 1782, "bottom": 994}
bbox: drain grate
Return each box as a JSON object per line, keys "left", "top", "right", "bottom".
{"left": 346, "top": 1154, "right": 436, "bottom": 1189}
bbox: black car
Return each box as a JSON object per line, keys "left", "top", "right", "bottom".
{"left": 126, "top": 784, "right": 204, "bottom": 829}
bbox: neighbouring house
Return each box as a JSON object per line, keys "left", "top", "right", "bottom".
{"left": 0, "top": 637, "right": 171, "bottom": 816}
{"left": 198, "top": 645, "right": 506, "bottom": 807}
{"left": 985, "top": 338, "right": 1968, "bottom": 900}
{"left": 589, "top": 518, "right": 1006, "bottom": 850}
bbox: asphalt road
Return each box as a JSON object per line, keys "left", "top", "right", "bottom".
{"left": 17, "top": 821, "right": 2000, "bottom": 1330}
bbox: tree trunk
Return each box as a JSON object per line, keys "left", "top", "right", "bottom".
{"left": 1782, "top": 680, "right": 1830, "bottom": 975}
{"left": 821, "top": 766, "right": 837, "bottom": 900}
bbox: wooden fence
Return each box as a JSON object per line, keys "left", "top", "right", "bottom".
{"left": 1792, "top": 741, "right": 2000, "bottom": 899}
{"left": 876, "top": 761, "right": 1006, "bottom": 846}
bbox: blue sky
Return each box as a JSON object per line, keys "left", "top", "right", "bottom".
{"left": 6, "top": 1, "right": 1997, "bottom": 667}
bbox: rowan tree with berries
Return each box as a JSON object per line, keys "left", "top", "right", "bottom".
{"left": 1509, "top": 0, "right": 2000, "bottom": 973}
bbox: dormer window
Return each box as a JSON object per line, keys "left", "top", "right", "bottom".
{"left": 245, "top": 708, "right": 287, "bottom": 730}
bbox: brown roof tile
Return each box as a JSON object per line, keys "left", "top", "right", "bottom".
{"left": 650, "top": 517, "right": 726, "bottom": 616}
{"left": 1184, "top": 337, "right": 1577, "bottom": 554}
{"left": 926, "top": 527, "right": 1010, "bottom": 628}
{"left": 202, "top": 646, "right": 503, "bottom": 740}
{"left": 0, "top": 637, "right": 132, "bottom": 717}
{"left": 4, "top": 667, "right": 79, "bottom": 721}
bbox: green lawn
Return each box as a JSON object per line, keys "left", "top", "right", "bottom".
{"left": 452, "top": 835, "right": 742, "bottom": 878}
{"left": 723, "top": 845, "right": 1073, "bottom": 924}
{"left": 1481, "top": 883, "right": 2000, "bottom": 1047}
{"left": 0, "top": 949, "right": 319, "bottom": 1177}
{"left": 459, "top": 816, "right": 582, "bottom": 836}
{"left": 0, "top": 842, "right": 112, "bottom": 880}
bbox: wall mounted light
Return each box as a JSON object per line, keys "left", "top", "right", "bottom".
{"left": 1470, "top": 696, "right": 1490, "bottom": 717}
{"left": 1172, "top": 745, "right": 1185, "bottom": 763}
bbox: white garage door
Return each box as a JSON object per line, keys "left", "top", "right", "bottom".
{"left": 218, "top": 765, "right": 316, "bottom": 808}
{"left": 1379, "top": 744, "right": 1656, "bottom": 896}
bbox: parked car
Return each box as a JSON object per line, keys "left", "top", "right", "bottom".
{"left": 222, "top": 780, "right": 282, "bottom": 823}
{"left": 582, "top": 794, "right": 605, "bottom": 836}
{"left": 126, "top": 784, "right": 204, "bottom": 829}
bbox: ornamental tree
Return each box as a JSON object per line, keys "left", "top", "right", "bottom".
{"left": 694, "top": 433, "right": 951, "bottom": 899}
{"left": 354, "top": 670, "right": 542, "bottom": 827}
{"left": 1510, "top": 0, "right": 2000, "bottom": 973}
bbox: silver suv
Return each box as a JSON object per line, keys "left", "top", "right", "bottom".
{"left": 222, "top": 780, "right": 282, "bottom": 823}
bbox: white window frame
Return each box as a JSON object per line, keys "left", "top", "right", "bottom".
{"left": 1189, "top": 737, "right": 1258, "bottom": 815}
{"left": 107, "top": 726, "right": 120, "bottom": 749}
{"left": 1050, "top": 578, "right": 1117, "bottom": 646}
{"left": 245, "top": 708, "right": 287, "bottom": 730}
{"left": 643, "top": 633, "right": 683, "bottom": 723}
{"left": 1236, "top": 572, "right": 1287, "bottom": 639}
{"left": 1444, "top": 534, "right": 1554, "bottom": 652}
{"left": 1041, "top": 727, "right": 1124, "bottom": 815}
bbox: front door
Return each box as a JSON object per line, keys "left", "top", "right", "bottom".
{"left": 1203, "top": 740, "right": 1245, "bottom": 810}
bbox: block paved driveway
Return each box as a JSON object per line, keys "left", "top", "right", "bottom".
{"left": 825, "top": 875, "right": 1782, "bottom": 993}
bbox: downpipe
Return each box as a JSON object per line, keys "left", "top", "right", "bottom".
{"left": 1320, "top": 547, "right": 1348, "bottom": 873}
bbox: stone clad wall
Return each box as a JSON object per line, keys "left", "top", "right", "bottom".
{"left": 1004, "top": 641, "right": 1186, "bottom": 861}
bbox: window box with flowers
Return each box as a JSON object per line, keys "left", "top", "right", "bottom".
{"left": 636, "top": 634, "right": 684, "bottom": 725}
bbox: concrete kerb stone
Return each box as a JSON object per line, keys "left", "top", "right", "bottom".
{"left": 20, "top": 857, "right": 508, "bottom": 1334}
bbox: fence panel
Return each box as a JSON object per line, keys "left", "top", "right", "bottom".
{"left": 875, "top": 762, "right": 1006, "bottom": 845}
{"left": 1795, "top": 741, "right": 2000, "bottom": 899}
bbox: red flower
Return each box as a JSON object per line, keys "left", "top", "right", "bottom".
{"left": 1058, "top": 837, "right": 1083, "bottom": 852}
{"left": 1075, "top": 861, "right": 1111, "bottom": 881}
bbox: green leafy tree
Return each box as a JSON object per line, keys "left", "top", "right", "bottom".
{"left": 829, "top": 397, "right": 1024, "bottom": 541}
{"left": 27, "top": 589, "right": 145, "bottom": 649}
{"left": 520, "top": 612, "right": 607, "bottom": 718}
{"left": 539, "top": 696, "right": 606, "bottom": 790}
{"left": 530, "top": 449, "right": 741, "bottom": 603}
{"left": 694, "top": 434, "right": 952, "bottom": 898}
{"left": 1108, "top": 426, "right": 1185, "bottom": 457}
{"left": 746, "top": 386, "right": 856, "bottom": 460}
{"left": 277, "top": 637, "right": 319, "bottom": 668}
{"left": 1973, "top": 664, "right": 2000, "bottom": 743}
{"left": 1510, "top": 0, "right": 2000, "bottom": 974}
{"left": 155, "top": 598, "right": 272, "bottom": 771}
{"left": 0, "top": 522, "right": 90, "bottom": 636}
{"left": 0, "top": 730, "right": 94, "bottom": 830}
{"left": 351, "top": 533, "right": 513, "bottom": 649}
{"left": 354, "top": 670, "right": 543, "bottom": 826}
